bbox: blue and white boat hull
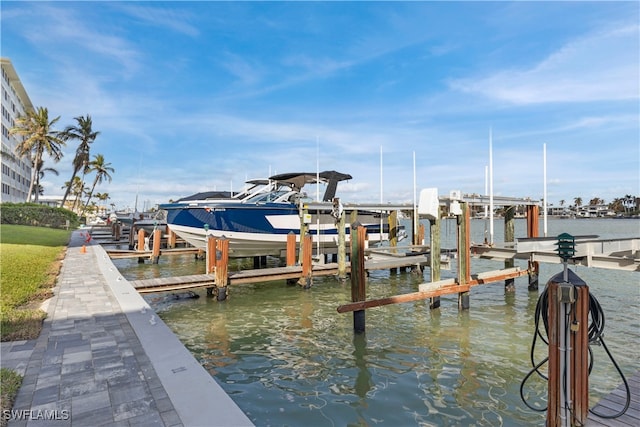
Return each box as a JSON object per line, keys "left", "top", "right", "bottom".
{"left": 164, "top": 202, "right": 389, "bottom": 257}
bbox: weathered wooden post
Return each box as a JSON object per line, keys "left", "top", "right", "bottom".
{"left": 151, "top": 228, "right": 162, "bottom": 264}
{"left": 216, "top": 237, "right": 229, "bottom": 301}
{"left": 128, "top": 224, "right": 136, "bottom": 250}
{"left": 286, "top": 231, "right": 296, "bottom": 267}
{"left": 206, "top": 235, "right": 217, "bottom": 275}
{"left": 299, "top": 205, "right": 310, "bottom": 265}
{"left": 388, "top": 210, "right": 399, "bottom": 274}
{"left": 114, "top": 221, "right": 121, "bottom": 241}
{"left": 429, "top": 205, "right": 441, "bottom": 309}
{"left": 337, "top": 204, "right": 347, "bottom": 281}
{"left": 457, "top": 202, "right": 471, "bottom": 310}
{"left": 527, "top": 204, "right": 540, "bottom": 291}
{"left": 389, "top": 210, "right": 398, "bottom": 250}
{"left": 351, "top": 223, "right": 367, "bottom": 333}
{"left": 547, "top": 234, "right": 589, "bottom": 427}
{"left": 136, "top": 228, "right": 146, "bottom": 263}
{"left": 137, "top": 228, "right": 146, "bottom": 252}
{"left": 504, "top": 205, "right": 516, "bottom": 292}
{"left": 166, "top": 225, "right": 176, "bottom": 249}
{"left": 285, "top": 232, "right": 298, "bottom": 286}
{"left": 298, "top": 233, "right": 313, "bottom": 289}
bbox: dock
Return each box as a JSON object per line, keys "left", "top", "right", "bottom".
{"left": 130, "top": 253, "right": 429, "bottom": 293}
{"left": 472, "top": 237, "right": 640, "bottom": 272}
{"left": 587, "top": 371, "right": 640, "bottom": 426}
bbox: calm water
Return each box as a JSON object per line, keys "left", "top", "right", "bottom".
{"left": 114, "top": 218, "right": 640, "bottom": 426}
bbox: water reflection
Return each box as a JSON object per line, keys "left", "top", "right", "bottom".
{"left": 125, "top": 219, "right": 639, "bottom": 426}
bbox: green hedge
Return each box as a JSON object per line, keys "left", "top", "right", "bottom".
{"left": 0, "top": 203, "right": 80, "bottom": 229}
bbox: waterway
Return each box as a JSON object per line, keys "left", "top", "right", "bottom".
{"left": 113, "top": 218, "right": 639, "bottom": 426}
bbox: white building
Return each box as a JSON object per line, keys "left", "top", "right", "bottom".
{"left": 1, "top": 58, "right": 33, "bottom": 203}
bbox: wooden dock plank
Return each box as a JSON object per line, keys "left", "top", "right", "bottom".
{"left": 129, "top": 254, "right": 430, "bottom": 292}
{"left": 587, "top": 371, "right": 640, "bottom": 426}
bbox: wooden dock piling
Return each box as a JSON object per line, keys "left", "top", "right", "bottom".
{"left": 206, "top": 235, "right": 216, "bottom": 275}
{"left": 429, "top": 205, "right": 441, "bottom": 309}
{"left": 128, "top": 224, "right": 136, "bottom": 250}
{"left": 286, "top": 232, "right": 296, "bottom": 267}
{"left": 298, "top": 233, "right": 312, "bottom": 289}
{"left": 337, "top": 204, "right": 347, "bottom": 280}
{"left": 527, "top": 205, "right": 540, "bottom": 290}
{"left": 457, "top": 202, "right": 471, "bottom": 310}
{"left": 166, "top": 225, "right": 177, "bottom": 249}
{"left": 504, "top": 205, "right": 516, "bottom": 292}
{"left": 351, "top": 224, "right": 367, "bottom": 333}
{"left": 151, "top": 228, "right": 162, "bottom": 264}
{"left": 137, "top": 228, "right": 146, "bottom": 251}
{"left": 215, "top": 238, "right": 229, "bottom": 301}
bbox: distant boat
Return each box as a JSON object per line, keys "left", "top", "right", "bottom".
{"left": 133, "top": 210, "right": 167, "bottom": 234}
{"left": 159, "top": 171, "right": 391, "bottom": 258}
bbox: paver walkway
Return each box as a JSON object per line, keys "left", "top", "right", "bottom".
{"left": 4, "top": 230, "right": 252, "bottom": 427}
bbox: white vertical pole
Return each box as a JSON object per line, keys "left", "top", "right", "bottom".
{"left": 489, "top": 128, "right": 494, "bottom": 245}
{"left": 380, "top": 146, "right": 383, "bottom": 203}
{"left": 484, "top": 165, "right": 489, "bottom": 243}
{"left": 316, "top": 137, "right": 320, "bottom": 257}
{"left": 413, "top": 151, "right": 417, "bottom": 244}
{"left": 380, "top": 146, "right": 383, "bottom": 242}
{"left": 543, "top": 143, "right": 548, "bottom": 237}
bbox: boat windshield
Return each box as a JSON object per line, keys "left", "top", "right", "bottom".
{"left": 244, "top": 190, "right": 294, "bottom": 204}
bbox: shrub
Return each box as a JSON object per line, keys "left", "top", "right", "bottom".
{"left": 0, "top": 203, "right": 79, "bottom": 229}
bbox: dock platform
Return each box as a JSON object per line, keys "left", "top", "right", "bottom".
{"left": 130, "top": 254, "right": 428, "bottom": 293}
{"left": 587, "top": 370, "right": 640, "bottom": 426}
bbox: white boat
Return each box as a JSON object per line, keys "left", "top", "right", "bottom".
{"left": 159, "top": 171, "right": 391, "bottom": 258}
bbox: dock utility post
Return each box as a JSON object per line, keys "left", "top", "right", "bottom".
{"left": 547, "top": 233, "right": 589, "bottom": 427}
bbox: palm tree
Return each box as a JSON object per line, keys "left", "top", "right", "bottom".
{"left": 9, "top": 107, "right": 65, "bottom": 202}
{"left": 573, "top": 197, "right": 582, "bottom": 209}
{"left": 94, "top": 192, "right": 110, "bottom": 215}
{"left": 59, "top": 115, "right": 100, "bottom": 207}
{"left": 34, "top": 164, "right": 59, "bottom": 197}
{"left": 82, "top": 154, "right": 114, "bottom": 215}
{"left": 559, "top": 199, "right": 565, "bottom": 207}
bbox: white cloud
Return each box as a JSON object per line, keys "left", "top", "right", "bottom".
{"left": 450, "top": 24, "right": 639, "bottom": 104}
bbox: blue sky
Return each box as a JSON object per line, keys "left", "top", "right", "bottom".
{"left": 2, "top": 1, "right": 638, "bottom": 211}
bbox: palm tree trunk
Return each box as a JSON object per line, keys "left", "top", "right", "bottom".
{"left": 82, "top": 178, "right": 99, "bottom": 216}
{"left": 60, "top": 169, "right": 78, "bottom": 207}
{"left": 26, "top": 166, "right": 36, "bottom": 202}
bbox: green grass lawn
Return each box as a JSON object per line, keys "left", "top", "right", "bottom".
{"left": 0, "top": 225, "right": 71, "bottom": 421}
{"left": 0, "top": 368, "right": 23, "bottom": 427}
{"left": 0, "top": 224, "right": 71, "bottom": 341}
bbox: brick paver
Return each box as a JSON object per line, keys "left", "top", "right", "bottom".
{"left": 6, "top": 230, "right": 183, "bottom": 427}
